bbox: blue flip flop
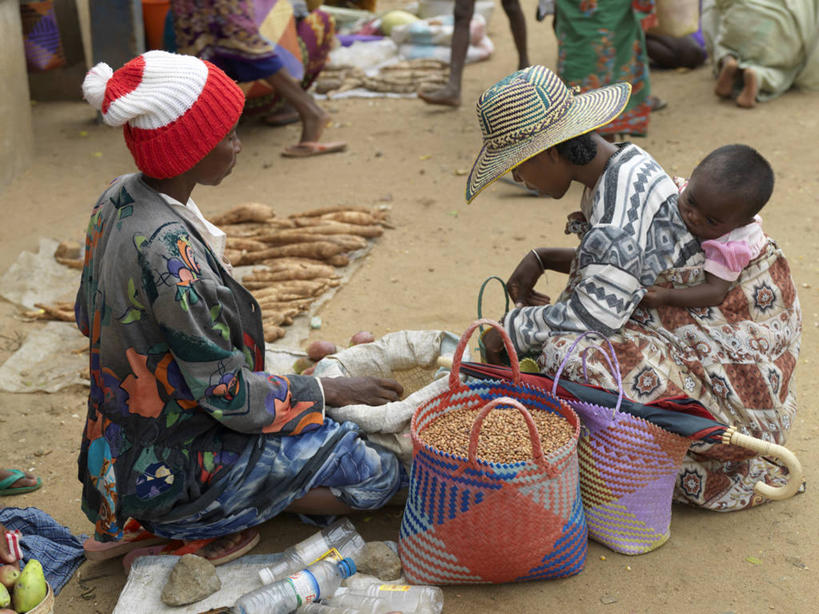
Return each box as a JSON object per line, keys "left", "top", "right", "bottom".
{"left": 0, "top": 469, "right": 43, "bottom": 496}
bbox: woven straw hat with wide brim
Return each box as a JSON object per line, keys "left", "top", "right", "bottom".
{"left": 466, "top": 66, "right": 631, "bottom": 203}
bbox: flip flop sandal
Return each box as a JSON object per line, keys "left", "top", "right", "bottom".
{"left": 122, "top": 527, "right": 260, "bottom": 574}
{"left": 281, "top": 141, "right": 347, "bottom": 158}
{"left": 83, "top": 520, "right": 169, "bottom": 561}
{"left": 0, "top": 469, "right": 42, "bottom": 496}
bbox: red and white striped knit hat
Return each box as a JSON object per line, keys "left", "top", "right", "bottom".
{"left": 81, "top": 50, "right": 245, "bottom": 179}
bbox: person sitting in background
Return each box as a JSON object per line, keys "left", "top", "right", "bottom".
{"left": 170, "top": 0, "right": 346, "bottom": 157}
{"left": 702, "top": 0, "right": 819, "bottom": 108}
{"left": 75, "top": 51, "right": 403, "bottom": 564}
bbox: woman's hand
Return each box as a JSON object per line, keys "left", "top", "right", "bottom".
{"left": 481, "top": 328, "right": 508, "bottom": 365}
{"left": 507, "top": 251, "right": 550, "bottom": 308}
{"left": 320, "top": 376, "right": 403, "bottom": 407}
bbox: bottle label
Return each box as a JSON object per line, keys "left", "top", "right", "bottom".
{"left": 378, "top": 584, "right": 411, "bottom": 592}
{"left": 288, "top": 570, "right": 320, "bottom": 605}
{"left": 308, "top": 547, "right": 342, "bottom": 566}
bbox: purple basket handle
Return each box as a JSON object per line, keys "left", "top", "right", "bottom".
{"left": 449, "top": 318, "right": 521, "bottom": 390}
{"left": 550, "top": 331, "right": 624, "bottom": 413}
{"left": 466, "top": 396, "right": 553, "bottom": 474}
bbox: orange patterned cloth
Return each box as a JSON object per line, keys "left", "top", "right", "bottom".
{"left": 539, "top": 239, "right": 801, "bottom": 511}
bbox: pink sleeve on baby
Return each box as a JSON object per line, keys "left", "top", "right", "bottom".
{"left": 701, "top": 239, "right": 755, "bottom": 281}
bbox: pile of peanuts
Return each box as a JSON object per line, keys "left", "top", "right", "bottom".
{"left": 421, "top": 404, "right": 575, "bottom": 464}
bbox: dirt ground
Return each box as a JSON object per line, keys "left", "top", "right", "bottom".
{"left": 1, "top": 2, "right": 817, "bottom": 612}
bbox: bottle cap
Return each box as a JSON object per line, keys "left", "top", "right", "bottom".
{"left": 337, "top": 557, "right": 356, "bottom": 578}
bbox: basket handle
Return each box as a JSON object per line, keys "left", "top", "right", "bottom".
{"left": 466, "top": 396, "right": 552, "bottom": 473}
{"left": 449, "top": 319, "right": 521, "bottom": 389}
{"left": 551, "top": 331, "right": 624, "bottom": 413}
{"left": 721, "top": 427, "right": 804, "bottom": 500}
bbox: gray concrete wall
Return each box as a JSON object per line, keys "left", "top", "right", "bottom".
{"left": 0, "top": 0, "right": 34, "bottom": 194}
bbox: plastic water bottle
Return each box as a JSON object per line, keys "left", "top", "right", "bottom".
{"left": 324, "top": 585, "right": 444, "bottom": 614}
{"left": 259, "top": 518, "right": 364, "bottom": 585}
{"left": 296, "top": 604, "right": 369, "bottom": 614}
{"left": 319, "top": 592, "right": 393, "bottom": 614}
{"left": 233, "top": 558, "right": 356, "bottom": 614}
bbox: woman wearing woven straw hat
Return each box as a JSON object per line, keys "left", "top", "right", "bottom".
{"left": 469, "top": 66, "right": 802, "bottom": 512}
{"left": 468, "top": 65, "right": 700, "bottom": 349}
{"left": 75, "top": 50, "right": 403, "bottom": 566}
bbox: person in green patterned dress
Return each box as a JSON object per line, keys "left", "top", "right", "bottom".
{"left": 550, "top": 0, "right": 656, "bottom": 137}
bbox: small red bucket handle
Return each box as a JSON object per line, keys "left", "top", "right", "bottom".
{"left": 466, "top": 396, "right": 554, "bottom": 474}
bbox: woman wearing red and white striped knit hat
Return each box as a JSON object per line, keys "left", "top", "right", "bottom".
{"left": 76, "top": 51, "right": 404, "bottom": 569}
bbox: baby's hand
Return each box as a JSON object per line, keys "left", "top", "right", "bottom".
{"left": 565, "top": 211, "right": 589, "bottom": 236}
{"left": 639, "top": 286, "right": 667, "bottom": 309}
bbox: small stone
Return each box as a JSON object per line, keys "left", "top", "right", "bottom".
{"left": 600, "top": 594, "right": 618, "bottom": 605}
{"left": 161, "top": 554, "right": 221, "bottom": 606}
{"left": 354, "top": 541, "right": 403, "bottom": 581}
{"left": 310, "top": 316, "right": 322, "bottom": 329}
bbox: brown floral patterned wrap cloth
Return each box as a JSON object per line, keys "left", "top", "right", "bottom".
{"left": 538, "top": 239, "right": 802, "bottom": 511}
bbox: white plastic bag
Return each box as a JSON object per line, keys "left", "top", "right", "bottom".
{"left": 312, "top": 329, "right": 470, "bottom": 465}
{"left": 649, "top": 0, "right": 700, "bottom": 38}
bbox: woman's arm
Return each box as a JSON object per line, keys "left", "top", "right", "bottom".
{"left": 506, "top": 247, "right": 575, "bottom": 308}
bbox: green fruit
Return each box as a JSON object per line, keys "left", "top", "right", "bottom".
{"left": 11, "top": 560, "right": 46, "bottom": 614}
{"left": 0, "top": 566, "right": 18, "bottom": 590}
{"left": 0, "top": 583, "right": 9, "bottom": 609}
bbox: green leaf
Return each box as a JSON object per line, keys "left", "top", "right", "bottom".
{"left": 745, "top": 556, "right": 763, "bottom": 565}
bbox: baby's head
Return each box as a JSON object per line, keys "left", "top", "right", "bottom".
{"left": 679, "top": 144, "right": 774, "bottom": 240}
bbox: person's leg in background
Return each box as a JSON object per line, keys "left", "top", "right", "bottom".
{"left": 501, "top": 0, "right": 530, "bottom": 70}
{"left": 418, "top": 0, "right": 475, "bottom": 107}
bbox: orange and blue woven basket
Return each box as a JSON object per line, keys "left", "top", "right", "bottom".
{"left": 398, "top": 319, "right": 587, "bottom": 584}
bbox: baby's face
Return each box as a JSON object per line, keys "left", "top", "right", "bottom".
{"left": 677, "top": 172, "right": 754, "bottom": 240}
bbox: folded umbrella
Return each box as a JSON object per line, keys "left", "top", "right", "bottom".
{"left": 450, "top": 360, "right": 803, "bottom": 501}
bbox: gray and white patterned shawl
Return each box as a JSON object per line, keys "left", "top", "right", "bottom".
{"left": 504, "top": 143, "right": 701, "bottom": 352}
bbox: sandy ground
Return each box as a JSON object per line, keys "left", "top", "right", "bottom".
{"left": 1, "top": 2, "right": 817, "bottom": 612}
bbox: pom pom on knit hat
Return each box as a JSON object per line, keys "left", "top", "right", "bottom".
{"left": 82, "top": 62, "right": 114, "bottom": 113}
{"left": 81, "top": 50, "right": 245, "bottom": 178}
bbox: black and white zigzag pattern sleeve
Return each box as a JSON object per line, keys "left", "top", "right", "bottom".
{"left": 503, "top": 225, "right": 645, "bottom": 352}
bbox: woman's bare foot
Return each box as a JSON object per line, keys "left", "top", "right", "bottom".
{"left": 736, "top": 68, "right": 758, "bottom": 108}
{"left": 418, "top": 84, "right": 461, "bottom": 107}
{"left": 715, "top": 56, "right": 739, "bottom": 98}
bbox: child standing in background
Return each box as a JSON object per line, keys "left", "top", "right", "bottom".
{"left": 418, "top": 0, "right": 529, "bottom": 107}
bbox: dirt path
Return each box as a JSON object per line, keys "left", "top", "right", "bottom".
{"left": 0, "top": 2, "right": 816, "bottom": 612}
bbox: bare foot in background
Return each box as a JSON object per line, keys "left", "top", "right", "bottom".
{"left": 715, "top": 56, "right": 739, "bottom": 98}
{"left": 418, "top": 85, "right": 461, "bottom": 107}
{"left": 736, "top": 68, "right": 758, "bottom": 108}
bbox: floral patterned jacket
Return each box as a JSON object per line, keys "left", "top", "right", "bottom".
{"left": 75, "top": 174, "right": 324, "bottom": 541}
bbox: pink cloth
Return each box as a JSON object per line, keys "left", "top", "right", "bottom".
{"left": 701, "top": 216, "right": 767, "bottom": 281}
